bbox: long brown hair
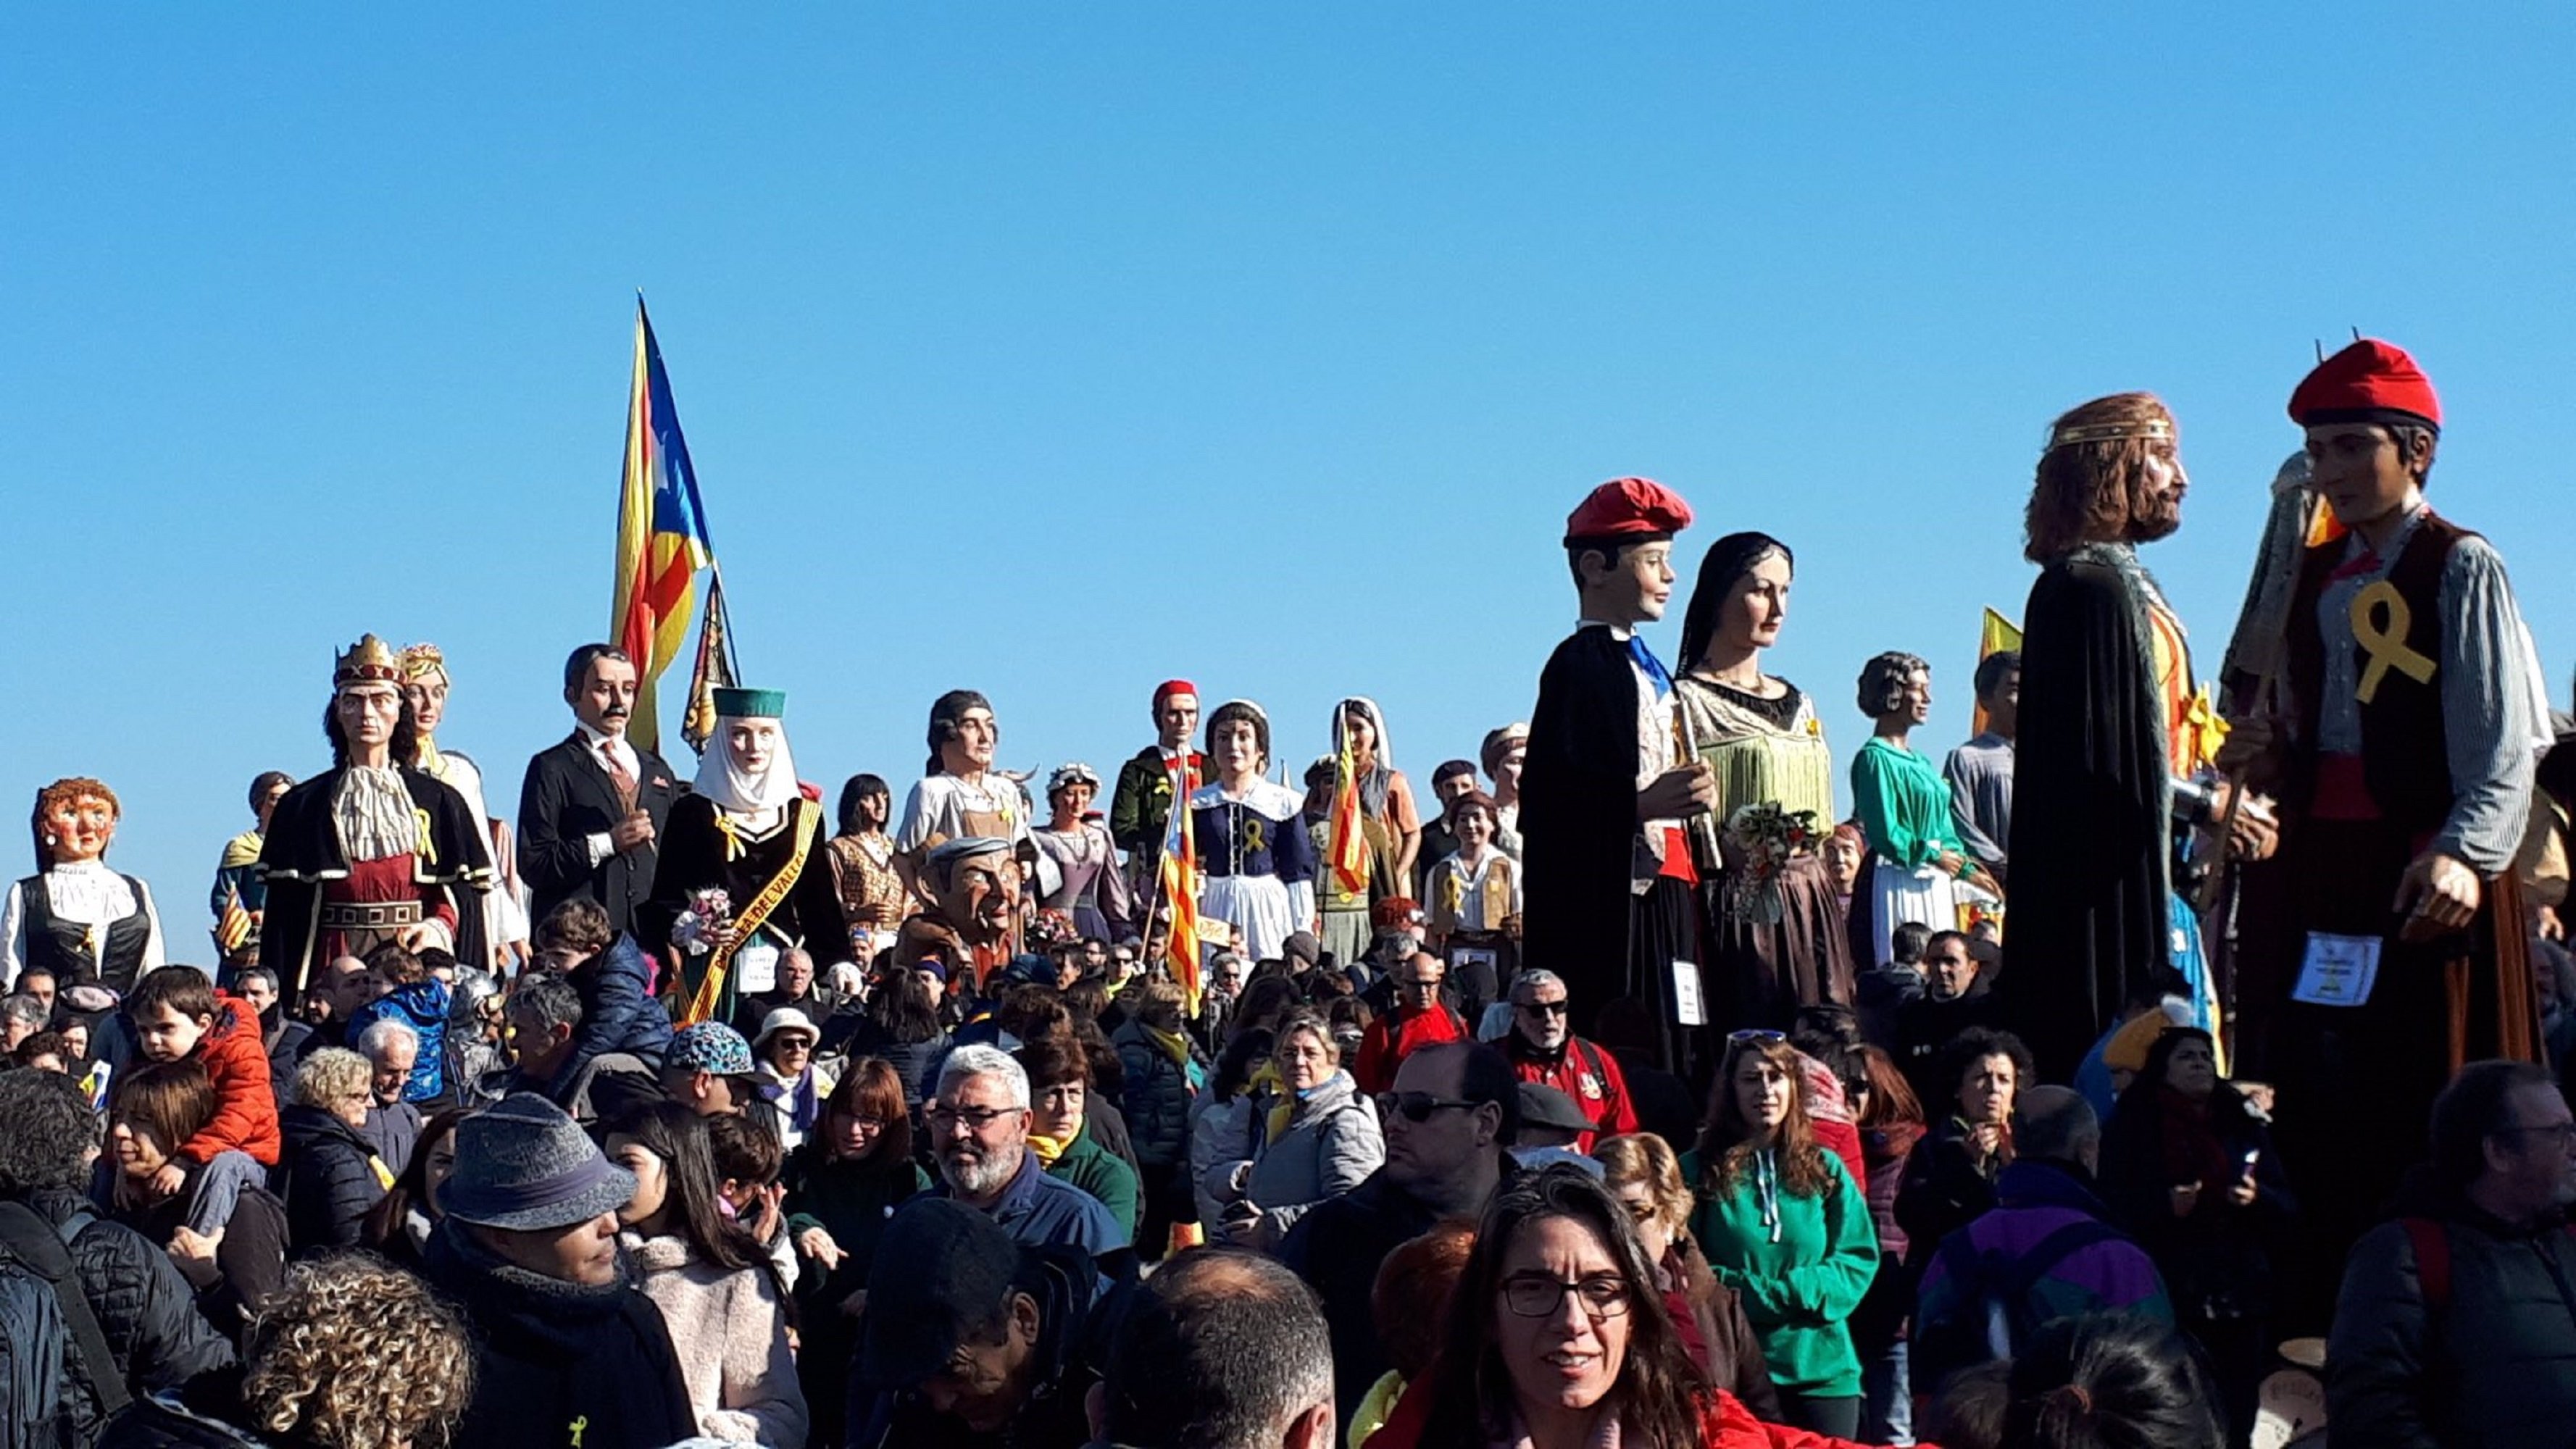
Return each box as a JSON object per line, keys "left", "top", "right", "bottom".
{"left": 1410, "top": 1166, "right": 1708, "bottom": 1449}
{"left": 1695, "top": 1035, "right": 1833, "bottom": 1198}
{"left": 2024, "top": 392, "right": 2177, "bottom": 562}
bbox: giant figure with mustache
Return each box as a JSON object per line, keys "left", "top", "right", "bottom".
{"left": 1999, "top": 393, "right": 2276, "bottom": 1083}
{"left": 517, "top": 642, "right": 682, "bottom": 941}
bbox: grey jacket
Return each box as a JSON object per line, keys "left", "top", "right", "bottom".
{"left": 1241, "top": 1072, "right": 1383, "bottom": 1242}
{"left": 2327, "top": 1196, "right": 2576, "bottom": 1449}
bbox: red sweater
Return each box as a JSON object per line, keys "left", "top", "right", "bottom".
{"left": 1366, "top": 1382, "right": 1904, "bottom": 1449}
{"left": 1509, "top": 1037, "right": 1640, "bottom": 1153}
{"left": 177, "top": 995, "right": 281, "bottom": 1168}
{"left": 1354, "top": 1005, "right": 1470, "bottom": 1095}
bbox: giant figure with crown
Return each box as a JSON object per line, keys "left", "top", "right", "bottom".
{"left": 257, "top": 635, "right": 496, "bottom": 995}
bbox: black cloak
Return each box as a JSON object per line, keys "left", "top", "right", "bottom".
{"left": 1998, "top": 547, "right": 2174, "bottom": 1082}
{"left": 257, "top": 766, "right": 495, "bottom": 996}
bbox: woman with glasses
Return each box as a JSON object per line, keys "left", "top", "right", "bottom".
{"left": 780, "top": 1058, "right": 931, "bottom": 1444}
{"left": 1685, "top": 1034, "right": 1878, "bottom": 1436}
{"left": 1228, "top": 1010, "right": 1382, "bottom": 1250}
{"left": 605, "top": 1101, "right": 806, "bottom": 1448}
{"left": 2097, "top": 1026, "right": 2295, "bottom": 1433}
{"left": 1594, "top": 1132, "right": 1780, "bottom": 1419}
{"left": 1016, "top": 1033, "right": 1141, "bottom": 1237}
{"left": 1371, "top": 1163, "right": 1876, "bottom": 1449}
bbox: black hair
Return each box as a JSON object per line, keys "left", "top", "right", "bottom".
{"left": 1431, "top": 758, "right": 1478, "bottom": 786}
{"left": 1212, "top": 1028, "right": 1276, "bottom": 1103}
{"left": 1418, "top": 1039, "right": 1521, "bottom": 1147}
{"left": 1890, "top": 921, "right": 1933, "bottom": 966}
{"left": 836, "top": 773, "right": 891, "bottom": 835}
{"left": 925, "top": 689, "right": 994, "bottom": 777}
{"left": 1938, "top": 1027, "right": 2035, "bottom": 1115}
{"left": 322, "top": 694, "right": 424, "bottom": 771}
{"left": 1857, "top": 651, "right": 1930, "bottom": 718}
{"left": 1677, "top": 530, "right": 1794, "bottom": 673}
{"left": 2431, "top": 1058, "right": 2561, "bottom": 1190}
{"left": 247, "top": 771, "right": 294, "bottom": 810}
{"left": 1104, "top": 1248, "right": 1333, "bottom": 1449}
{"left": 866, "top": 967, "right": 943, "bottom": 1047}
{"left": 607, "top": 1101, "right": 771, "bottom": 1279}
{"left": 560, "top": 643, "right": 631, "bottom": 695}
{"left": 1204, "top": 701, "right": 1272, "bottom": 772}
{"left": 1993, "top": 1314, "right": 2225, "bottom": 1449}
{"left": 0, "top": 1069, "right": 100, "bottom": 1194}
{"left": 1972, "top": 649, "right": 2021, "bottom": 701}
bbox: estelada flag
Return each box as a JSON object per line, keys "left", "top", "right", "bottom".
{"left": 1973, "top": 607, "right": 2023, "bottom": 738}
{"left": 1159, "top": 756, "right": 1206, "bottom": 1012}
{"left": 1325, "top": 708, "right": 1369, "bottom": 895}
{"left": 609, "top": 297, "right": 715, "bottom": 753}
{"left": 680, "top": 573, "right": 737, "bottom": 757}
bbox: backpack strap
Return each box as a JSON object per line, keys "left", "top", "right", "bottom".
{"left": 1991, "top": 1218, "right": 2130, "bottom": 1306}
{"left": 0, "top": 1200, "right": 131, "bottom": 1419}
{"left": 2402, "top": 1216, "right": 2451, "bottom": 1317}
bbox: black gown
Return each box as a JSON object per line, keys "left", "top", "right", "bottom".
{"left": 643, "top": 793, "right": 854, "bottom": 1023}
{"left": 1998, "top": 548, "right": 2173, "bottom": 1082}
{"left": 257, "top": 767, "right": 494, "bottom": 997}
{"left": 1521, "top": 625, "right": 1699, "bottom": 1072}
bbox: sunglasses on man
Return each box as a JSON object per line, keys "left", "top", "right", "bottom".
{"left": 1377, "top": 1090, "right": 1482, "bottom": 1124}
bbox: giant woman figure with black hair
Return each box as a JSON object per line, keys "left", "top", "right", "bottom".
{"left": 1675, "top": 532, "right": 1854, "bottom": 1031}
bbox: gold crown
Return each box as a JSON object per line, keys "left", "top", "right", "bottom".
{"left": 399, "top": 642, "right": 447, "bottom": 682}
{"left": 2046, "top": 417, "right": 2175, "bottom": 451}
{"left": 333, "top": 634, "right": 402, "bottom": 690}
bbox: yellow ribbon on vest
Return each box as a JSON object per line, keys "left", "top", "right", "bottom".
{"left": 2350, "top": 580, "right": 2439, "bottom": 705}
{"left": 681, "top": 804, "right": 821, "bottom": 1026}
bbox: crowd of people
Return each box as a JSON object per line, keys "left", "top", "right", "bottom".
{"left": 1, "top": 337, "right": 2572, "bottom": 1448}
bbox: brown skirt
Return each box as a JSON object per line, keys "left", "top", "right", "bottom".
{"left": 1704, "top": 851, "right": 1855, "bottom": 1033}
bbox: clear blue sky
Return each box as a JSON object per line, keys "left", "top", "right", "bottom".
{"left": 7, "top": 6, "right": 2569, "bottom": 948}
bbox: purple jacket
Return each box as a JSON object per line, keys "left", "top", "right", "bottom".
{"left": 1913, "top": 1159, "right": 2173, "bottom": 1393}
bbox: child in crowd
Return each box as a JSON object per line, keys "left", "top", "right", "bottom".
{"left": 345, "top": 944, "right": 450, "bottom": 1102}
{"left": 128, "top": 964, "right": 279, "bottom": 1232}
{"left": 709, "top": 1108, "right": 797, "bottom": 1295}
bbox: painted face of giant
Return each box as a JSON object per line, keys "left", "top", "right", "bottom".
{"left": 943, "top": 850, "right": 1019, "bottom": 941}
{"left": 336, "top": 684, "right": 401, "bottom": 750}
{"left": 42, "top": 792, "right": 117, "bottom": 864}
{"left": 401, "top": 675, "right": 449, "bottom": 735}
{"left": 728, "top": 720, "right": 780, "bottom": 778}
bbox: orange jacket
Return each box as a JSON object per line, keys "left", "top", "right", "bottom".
{"left": 178, "top": 994, "right": 282, "bottom": 1167}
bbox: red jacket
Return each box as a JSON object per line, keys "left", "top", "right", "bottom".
{"left": 1509, "top": 1036, "right": 1639, "bottom": 1153}
{"left": 1365, "top": 1381, "right": 1903, "bottom": 1449}
{"left": 1354, "top": 1005, "right": 1470, "bottom": 1095}
{"left": 178, "top": 994, "right": 281, "bottom": 1168}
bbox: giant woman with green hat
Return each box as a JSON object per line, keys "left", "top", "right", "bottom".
{"left": 642, "top": 686, "right": 853, "bottom": 1025}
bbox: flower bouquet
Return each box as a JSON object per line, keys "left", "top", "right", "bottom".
{"left": 1723, "top": 803, "right": 1820, "bottom": 926}
{"left": 670, "top": 887, "right": 734, "bottom": 956}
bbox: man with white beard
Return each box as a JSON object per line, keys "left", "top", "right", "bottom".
{"left": 926, "top": 1044, "right": 1128, "bottom": 1269}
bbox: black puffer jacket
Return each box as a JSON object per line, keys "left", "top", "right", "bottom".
{"left": 1112, "top": 1019, "right": 1196, "bottom": 1170}
{"left": 14, "top": 1187, "right": 235, "bottom": 1443}
{"left": 275, "top": 1107, "right": 383, "bottom": 1258}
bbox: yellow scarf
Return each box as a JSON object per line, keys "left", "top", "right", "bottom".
{"left": 1349, "top": 1371, "right": 1406, "bottom": 1449}
{"left": 1254, "top": 1062, "right": 1296, "bottom": 1145}
{"left": 1144, "top": 1023, "right": 1193, "bottom": 1071}
{"left": 1028, "top": 1132, "right": 1070, "bottom": 1167}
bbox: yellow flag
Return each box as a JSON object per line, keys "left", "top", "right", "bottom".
{"left": 1974, "top": 608, "right": 2022, "bottom": 736}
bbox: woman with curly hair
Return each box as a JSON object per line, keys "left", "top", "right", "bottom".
{"left": 1683, "top": 1033, "right": 1878, "bottom": 1436}
{"left": 100, "top": 1251, "right": 475, "bottom": 1449}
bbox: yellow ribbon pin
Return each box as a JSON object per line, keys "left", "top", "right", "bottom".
{"left": 2181, "top": 685, "right": 2229, "bottom": 772}
{"left": 2350, "top": 580, "right": 2438, "bottom": 704}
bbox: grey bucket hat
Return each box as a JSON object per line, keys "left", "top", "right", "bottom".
{"left": 437, "top": 1092, "right": 636, "bottom": 1231}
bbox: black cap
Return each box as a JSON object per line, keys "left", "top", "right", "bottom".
{"left": 1517, "top": 1081, "right": 1595, "bottom": 1135}
{"left": 862, "top": 1198, "right": 1023, "bottom": 1389}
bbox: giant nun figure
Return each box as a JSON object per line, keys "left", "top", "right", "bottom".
{"left": 1520, "top": 477, "right": 1714, "bottom": 1071}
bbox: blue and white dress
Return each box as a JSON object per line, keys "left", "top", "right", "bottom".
{"left": 1189, "top": 780, "right": 1317, "bottom": 961}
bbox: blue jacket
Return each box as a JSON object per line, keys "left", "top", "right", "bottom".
{"left": 554, "top": 936, "right": 672, "bottom": 1098}
{"left": 346, "top": 979, "right": 449, "bottom": 1102}
{"left": 942, "top": 1152, "right": 1130, "bottom": 1279}
{"left": 1914, "top": 1159, "right": 2172, "bottom": 1394}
